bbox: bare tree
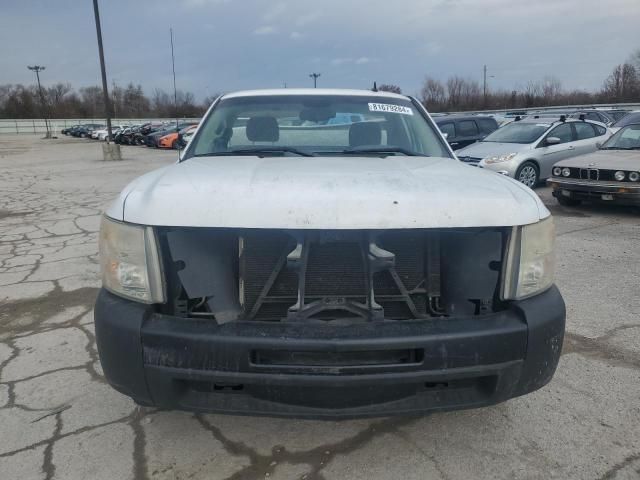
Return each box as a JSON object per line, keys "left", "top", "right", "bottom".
{"left": 446, "top": 76, "right": 466, "bottom": 108}
{"left": 202, "top": 94, "right": 221, "bottom": 110}
{"left": 461, "top": 79, "right": 481, "bottom": 109}
{"left": 420, "top": 77, "right": 446, "bottom": 109}
{"left": 120, "top": 83, "right": 150, "bottom": 117}
{"left": 602, "top": 63, "right": 639, "bottom": 101}
{"left": 627, "top": 48, "right": 640, "bottom": 71}
{"left": 79, "top": 86, "right": 104, "bottom": 117}
{"left": 540, "top": 77, "right": 563, "bottom": 105}
{"left": 46, "top": 83, "right": 73, "bottom": 116}
{"left": 378, "top": 84, "right": 402, "bottom": 94}
{"left": 151, "top": 88, "right": 172, "bottom": 117}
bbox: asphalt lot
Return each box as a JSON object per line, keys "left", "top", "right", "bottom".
{"left": 0, "top": 134, "right": 639, "bottom": 480}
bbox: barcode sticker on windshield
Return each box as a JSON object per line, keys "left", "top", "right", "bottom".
{"left": 368, "top": 103, "right": 413, "bottom": 115}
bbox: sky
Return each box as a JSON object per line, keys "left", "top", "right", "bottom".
{"left": 1, "top": 0, "right": 639, "bottom": 100}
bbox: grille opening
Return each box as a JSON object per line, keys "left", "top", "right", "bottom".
{"left": 425, "top": 381, "right": 449, "bottom": 389}
{"left": 185, "top": 380, "right": 244, "bottom": 393}
{"left": 251, "top": 348, "right": 424, "bottom": 368}
{"left": 424, "top": 376, "right": 496, "bottom": 394}
{"left": 176, "top": 377, "right": 499, "bottom": 409}
{"left": 159, "top": 227, "right": 506, "bottom": 322}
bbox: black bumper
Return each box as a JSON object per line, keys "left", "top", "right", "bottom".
{"left": 548, "top": 179, "right": 640, "bottom": 205}
{"left": 94, "top": 287, "right": 565, "bottom": 419}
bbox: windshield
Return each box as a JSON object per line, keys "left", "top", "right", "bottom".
{"left": 186, "top": 94, "right": 450, "bottom": 159}
{"left": 612, "top": 112, "right": 640, "bottom": 128}
{"left": 608, "top": 111, "right": 629, "bottom": 121}
{"left": 601, "top": 124, "right": 640, "bottom": 150}
{"left": 482, "top": 122, "right": 550, "bottom": 144}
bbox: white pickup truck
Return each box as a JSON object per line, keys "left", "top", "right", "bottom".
{"left": 95, "top": 89, "right": 565, "bottom": 419}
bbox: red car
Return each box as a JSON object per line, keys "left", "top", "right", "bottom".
{"left": 158, "top": 125, "right": 197, "bottom": 149}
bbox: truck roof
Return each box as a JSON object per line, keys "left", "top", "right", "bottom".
{"left": 222, "top": 88, "right": 408, "bottom": 100}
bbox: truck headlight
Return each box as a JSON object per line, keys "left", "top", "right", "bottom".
{"left": 503, "top": 216, "right": 555, "bottom": 300}
{"left": 99, "top": 216, "right": 165, "bottom": 303}
{"left": 483, "top": 152, "right": 517, "bottom": 164}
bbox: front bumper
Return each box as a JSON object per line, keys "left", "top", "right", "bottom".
{"left": 95, "top": 286, "right": 565, "bottom": 419}
{"left": 548, "top": 179, "right": 640, "bottom": 205}
{"left": 477, "top": 160, "right": 519, "bottom": 178}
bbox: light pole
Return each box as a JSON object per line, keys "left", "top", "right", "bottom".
{"left": 27, "top": 65, "right": 51, "bottom": 138}
{"left": 309, "top": 73, "right": 321, "bottom": 88}
{"left": 92, "top": 0, "right": 113, "bottom": 142}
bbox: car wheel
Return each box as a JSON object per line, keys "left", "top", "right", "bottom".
{"left": 516, "top": 161, "right": 539, "bottom": 188}
{"left": 557, "top": 195, "right": 581, "bottom": 207}
{"left": 171, "top": 139, "right": 179, "bottom": 149}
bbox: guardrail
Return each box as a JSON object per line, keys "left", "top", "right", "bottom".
{"left": 0, "top": 118, "right": 201, "bottom": 135}
{"left": 446, "top": 103, "right": 640, "bottom": 116}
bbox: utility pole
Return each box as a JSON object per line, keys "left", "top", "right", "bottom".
{"left": 483, "top": 64, "right": 487, "bottom": 107}
{"left": 482, "top": 65, "right": 495, "bottom": 108}
{"left": 309, "top": 73, "right": 321, "bottom": 88}
{"left": 27, "top": 65, "right": 51, "bottom": 138}
{"left": 92, "top": 0, "right": 113, "bottom": 142}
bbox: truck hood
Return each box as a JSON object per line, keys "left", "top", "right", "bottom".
{"left": 457, "top": 142, "right": 531, "bottom": 159}
{"left": 106, "top": 156, "right": 547, "bottom": 229}
{"left": 554, "top": 149, "right": 640, "bottom": 170}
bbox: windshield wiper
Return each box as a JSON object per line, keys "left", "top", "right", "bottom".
{"left": 341, "top": 146, "right": 424, "bottom": 156}
{"left": 196, "top": 147, "right": 314, "bottom": 157}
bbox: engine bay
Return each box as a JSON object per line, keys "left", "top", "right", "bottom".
{"left": 157, "top": 227, "right": 508, "bottom": 323}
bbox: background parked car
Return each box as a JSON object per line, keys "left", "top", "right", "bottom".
{"left": 144, "top": 122, "right": 197, "bottom": 147}
{"left": 601, "top": 109, "right": 631, "bottom": 122}
{"left": 72, "top": 123, "right": 104, "bottom": 138}
{"left": 610, "top": 111, "right": 640, "bottom": 133}
{"left": 90, "top": 126, "right": 115, "bottom": 139}
{"left": 547, "top": 123, "right": 640, "bottom": 206}
{"left": 61, "top": 125, "right": 82, "bottom": 135}
{"left": 93, "top": 125, "right": 129, "bottom": 141}
{"left": 133, "top": 123, "right": 166, "bottom": 146}
{"left": 122, "top": 125, "right": 143, "bottom": 145}
{"left": 456, "top": 117, "right": 611, "bottom": 187}
{"left": 180, "top": 126, "right": 197, "bottom": 147}
{"left": 434, "top": 115, "right": 498, "bottom": 150}
{"left": 159, "top": 125, "right": 198, "bottom": 149}
{"left": 98, "top": 125, "right": 129, "bottom": 141}
{"left": 114, "top": 127, "right": 131, "bottom": 144}
{"left": 569, "top": 110, "right": 616, "bottom": 126}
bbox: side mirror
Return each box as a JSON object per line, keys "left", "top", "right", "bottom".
{"left": 595, "top": 141, "right": 602, "bottom": 149}
{"left": 546, "top": 136, "right": 561, "bottom": 146}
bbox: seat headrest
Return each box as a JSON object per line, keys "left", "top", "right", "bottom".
{"left": 349, "top": 122, "right": 382, "bottom": 147}
{"left": 246, "top": 116, "right": 279, "bottom": 142}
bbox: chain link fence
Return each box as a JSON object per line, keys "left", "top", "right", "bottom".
{"left": 0, "top": 118, "right": 200, "bottom": 135}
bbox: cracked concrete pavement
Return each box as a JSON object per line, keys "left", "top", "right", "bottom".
{"left": 1, "top": 134, "right": 639, "bottom": 479}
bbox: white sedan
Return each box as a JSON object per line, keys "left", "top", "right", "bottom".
{"left": 94, "top": 125, "right": 129, "bottom": 141}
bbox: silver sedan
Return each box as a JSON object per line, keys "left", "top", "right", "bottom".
{"left": 456, "top": 117, "right": 611, "bottom": 188}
